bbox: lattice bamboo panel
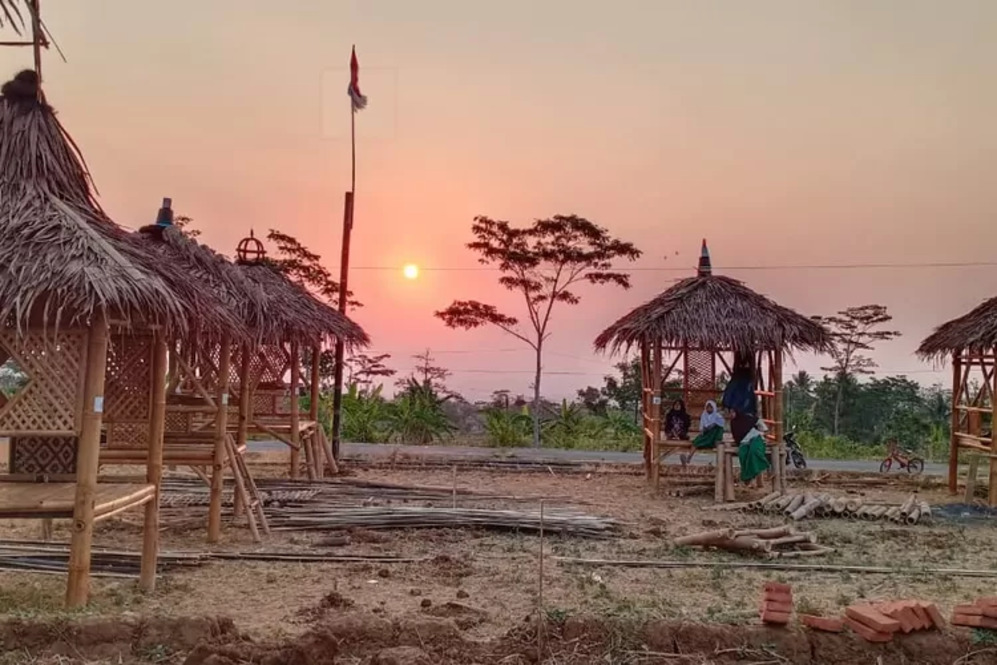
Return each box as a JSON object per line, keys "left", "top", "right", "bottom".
{"left": 0, "top": 329, "right": 87, "bottom": 435}
{"left": 105, "top": 334, "right": 152, "bottom": 422}
{"left": 105, "top": 421, "right": 149, "bottom": 449}
{"left": 685, "top": 350, "right": 716, "bottom": 390}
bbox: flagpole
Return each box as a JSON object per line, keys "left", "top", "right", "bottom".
{"left": 330, "top": 46, "right": 359, "bottom": 462}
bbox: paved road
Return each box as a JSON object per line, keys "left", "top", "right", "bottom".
{"left": 248, "top": 440, "right": 949, "bottom": 476}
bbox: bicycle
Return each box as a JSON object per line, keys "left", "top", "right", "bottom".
{"left": 879, "top": 440, "right": 924, "bottom": 475}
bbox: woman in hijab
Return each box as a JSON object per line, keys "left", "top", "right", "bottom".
{"left": 692, "top": 400, "right": 725, "bottom": 450}
{"left": 664, "top": 399, "right": 691, "bottom": 440}
{"left": 721, "top": 352, "right": 758, "bottom": 417}
{"left": 730, "top": 409, "right": 770, "bottom": 484}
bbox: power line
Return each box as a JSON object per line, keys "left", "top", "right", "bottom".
{"left": 339, "top": 260, "right": 997, "bottom": 273}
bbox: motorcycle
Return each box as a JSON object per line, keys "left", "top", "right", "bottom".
{"left": 784, "top": 430, "right": 807, "bottom": 469}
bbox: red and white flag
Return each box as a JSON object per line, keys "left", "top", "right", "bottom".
{"left": 348, "top": 46, "right": 367, "bottom": 112}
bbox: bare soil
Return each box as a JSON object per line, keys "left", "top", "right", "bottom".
{"left": 0, "top": 457, "right": 995, "bottom": 664}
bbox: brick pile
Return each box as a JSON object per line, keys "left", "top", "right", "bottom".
{"left": 760, "top": 582, "right": 793, "bottom": 625}
{"left": 842, "top": 600, "right": 945, "bottom": 642}
{"left": 951, "top": 596, "right": 997, "bottom": 629}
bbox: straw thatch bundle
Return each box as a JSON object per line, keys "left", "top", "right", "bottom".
{"left": 126, "top": 221, "right": 263, "bottom": 343}
{"left": 237, "top": 258, "right": 369, "bottom": 348}
{"left": 0, "top": 70, "right": 200, "bottom": 332}
{"left": 594, "top": 273, "right": 831, "bottom": 354}
{"left": 917, "top": 297, "right": 997, "bottom": 358}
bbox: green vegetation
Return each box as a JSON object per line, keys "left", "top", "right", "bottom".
{"left": 315, "top": 303, "right": 953, "bottom": 462}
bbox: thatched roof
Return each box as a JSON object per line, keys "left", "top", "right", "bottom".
{"left": 594, "top": 242, "right": 831, "bottom": 354}
{"left": 0, "top": 71, "right": 199, "bottom": 332}
{"left": 125, "top": 206, "right": 265, "bottom": 343}
{"left": 236, "top": 258, "right": 369, "bottom": 349}
{"left": 918, "top": 297, "right": 997, "bottom": 358}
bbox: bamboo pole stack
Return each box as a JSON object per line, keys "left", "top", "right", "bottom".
{"left": 736, "top": 492, "right": 931, "bottom": 525}
{"left": 674, "top": 525, "right": 833, "bottom": 559}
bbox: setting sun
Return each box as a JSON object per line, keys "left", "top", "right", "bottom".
{"left": 402, "top": 264, "right": 419, "bottom": 280}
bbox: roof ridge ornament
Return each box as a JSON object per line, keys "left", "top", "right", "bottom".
{"left": 698, "top": 238, "right": 712, "bottom": 277}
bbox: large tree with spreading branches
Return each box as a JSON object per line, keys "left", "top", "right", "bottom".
{"left": 813, "top": 304, "right": 901, "bottom": 436}
{"left": 436, "top": 214, "right": 641, "bottom": 447}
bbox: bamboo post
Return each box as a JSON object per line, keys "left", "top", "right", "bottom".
{"left": 773, "top": 350, "right": 786, "bottom": 494}
{"left": 640, "top": 339, "right": 652, "bottom": 479}
{"left": 950, "top": 352, "right": 961, "bottom": 494}
{"left": 66, "top": 312, "right": 110, "bottom": 608}
{"left": 990, "top": 346, "right": 997, "bottom": 506}
{"left": 537, "top": 499, "right": 545, "bottom": 659}
{"left": 651, "top": 340, "right": 662, "bottom": 488}
{"left": 309, "top": 344, "right": 323, "bottom": 477}
{"left": 234, "top": 345, "right": 251, "bottom": 518}
{"left": 140, "top": 333, "right": 168, "bottom": 591}
{"left": 208, "top": 336, "right": 232, "bottom": 543}
{"left": 714, "top": 445, "right": 726, "bottom": 502}
{"left": 289, "top": 342, "right": 301, "bottom": 479}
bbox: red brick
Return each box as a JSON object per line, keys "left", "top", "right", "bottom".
{"left": 910, "top": 604, "right": 933, "bottom": 630}
{"left": 764, "top": 582, "right": 792, "bottom": 595}
{"left": 894, "top": 604, "right": 921, "bottom": 633}
{"left": 953, "top": 604, "right": 983, "bottom": 616}
{"left": 844, "top": 617, "right": 893, "bottom": 643}
{"left": 800, "top": 615, "right": 844, "bottom": 633}
{"left": 764, "top": 591, "right": 793, "bottom": 605}
{"left": 761, "top": 610, "right": 791, "bottom": 625}
{"left": 845, "top": 605, "right": 902, "bottom": 634}
{"left": 763, "top": 601, "right": 794, "bottom": 614}
{"left": 976, "top": 596, "right": 997, "bottom": 607}
{"left": 919, "top": 602, "right": 946, "bottom": 629}
{"left": 952, "top": 614, "right": 997, "bottom": 630}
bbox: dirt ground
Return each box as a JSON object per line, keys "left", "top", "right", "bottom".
{"left": 0, "top": 456, "right": 996, "bottom": 663}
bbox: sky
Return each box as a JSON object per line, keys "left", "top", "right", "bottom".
{"left": 2, "top": 1, "right": 995, "bottom": 401}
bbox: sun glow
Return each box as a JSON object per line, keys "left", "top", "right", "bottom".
{"left": 403, "top": 264, "right": 419, "bottom": 280}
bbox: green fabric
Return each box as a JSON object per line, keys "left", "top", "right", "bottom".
{"left": 738, "top": 435, "right": 770, "bottom": 483}
{"left": 692, "top": 425, "right": 724, "bottom": 450}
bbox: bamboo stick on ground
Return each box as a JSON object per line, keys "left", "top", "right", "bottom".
{"left": 733, "top": 526, "right": 793, "bottom": 539}
{"left": 674, "top": 529, "right": 736, "bottom": 546}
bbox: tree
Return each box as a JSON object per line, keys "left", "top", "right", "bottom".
{"left": 813, "top": 305, "right": 901, "bottom": 435}
{"left": 576, "top": 386, "right": 609, "bottom": 416}
{"left": 601, "top": 356, "right": 643, "bottom": 424}
{"left": 266, "top": 230, "right": 360, "bottom": 309}
{"left": 784, "top": 370, "right": 816, "bottom": 431}
{"left": 174, "top": 215, "right": 201, "bottom": 239}
{"left": 346, "top": 353, "right": 395, "bottom": 392}
{"left": 436, "top": 215, "right": 641, "bottom": 447}
{"left": 396, "top": 349, "right": 453, "bottom": 395}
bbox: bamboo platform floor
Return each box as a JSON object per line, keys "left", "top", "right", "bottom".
{"left": 0, "top": 482, "right": 155, "bottom": 520}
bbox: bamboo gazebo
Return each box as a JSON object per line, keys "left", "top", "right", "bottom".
{"left": 919, "top": 299, "right": 997, "bottom": 505}
{"left": 594, "top": 241, "right": 830, "bottom": 500}
{"left": 231, "top": 232, "right": 368, "bottom": 479}
{"left": 0, "top": 70, "right": 211, "bottom": 605}
{"left": 106, "top": 199, "right": 271, "bottom": 542}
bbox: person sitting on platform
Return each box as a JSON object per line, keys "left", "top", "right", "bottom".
{"left": 680, "top": 400, "right": 726, "bottom": 465}
{"left": 664, "top": 399, "right": 691, "bottom": 440}
{"left": 730, "top": 409, "right": 770, "bottom": 484}
{"left": 693, "top": 400, "right": 725, "bottom": 449}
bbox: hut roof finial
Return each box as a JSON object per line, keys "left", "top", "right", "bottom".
{"left": 698, "top": 238, "right": 712, "bottom": 277}
{"left": 155, "top": 197, "right": 173, "bottom": 227}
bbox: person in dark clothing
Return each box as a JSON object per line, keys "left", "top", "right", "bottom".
{"left": 721, "top": 352, "right": 758, "bottom": 417}
{"left": 664, "top": 399, "right": 691, "bottom": 440}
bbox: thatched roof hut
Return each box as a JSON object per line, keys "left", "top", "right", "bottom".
{"left": 125, "top": 200, "right": 263, "bottom": 343}
{"left": 234, "top": 234, "right": 368, "bottom": 349}
{"left": 917, "top": 297, "right": 997, "bottom": 358}
{"left": 0, "top": 70, "right": 222, "bottom": 335}
{"left": 594, "top": 243, "right": 831, "bottom": 355}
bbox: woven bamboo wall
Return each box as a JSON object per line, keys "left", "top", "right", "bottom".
{"left": 0, "top": 329, "right": 88, "bottom": 436}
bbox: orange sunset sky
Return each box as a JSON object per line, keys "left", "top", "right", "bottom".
{"left": 3, "top": 1, "right": 995, "bottom": 401}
